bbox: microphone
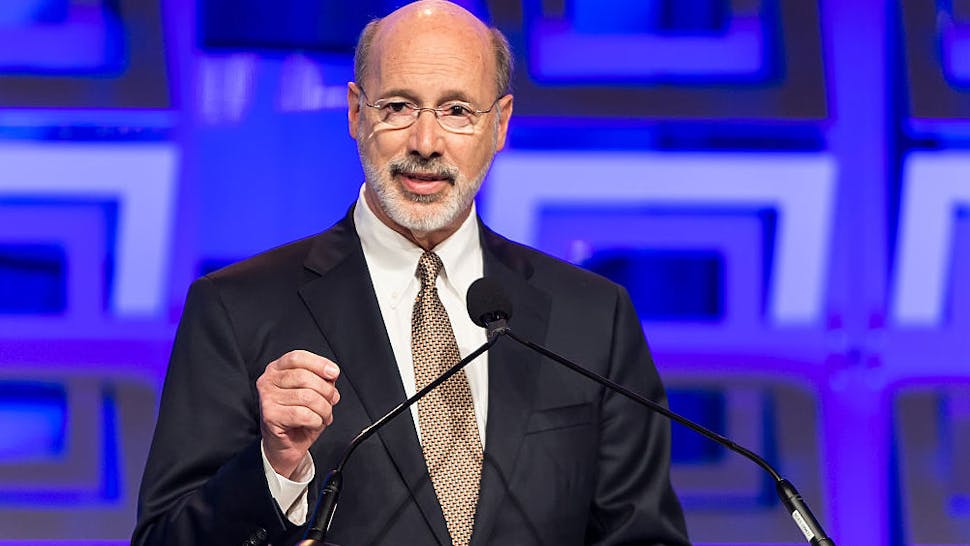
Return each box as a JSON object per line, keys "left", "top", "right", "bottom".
{"left": 465, "top": 276, "right": 512, "bottom": 338}
{"left": 297, "top": 288, "right": 513, "bottom": 545}
{"left": 470, "top": 278, "right": 836, "bottom": 546}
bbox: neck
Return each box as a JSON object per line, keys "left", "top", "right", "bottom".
{"left": 363, "top": 185, "right": 471, "bottom": 251}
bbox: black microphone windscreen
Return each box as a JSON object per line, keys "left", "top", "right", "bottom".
{"left": 466, "top": 277, "right": 513, "bottom": 327}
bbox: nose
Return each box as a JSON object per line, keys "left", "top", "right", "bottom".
{"left": 407, "top": 108, "right": 445, "bottom": 159}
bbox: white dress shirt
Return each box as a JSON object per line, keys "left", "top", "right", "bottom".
{"left": 262, "top": 185, "right": 489, "bottom": 524}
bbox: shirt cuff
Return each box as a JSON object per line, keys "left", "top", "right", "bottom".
{"left": 261, "top": 441, "right": 315, "bottom": 525}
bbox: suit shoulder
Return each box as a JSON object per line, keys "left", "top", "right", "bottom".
{"left": 488, "top": 232, "right": 626, "bottom": 300}
{"left": 203, "top": 234, "right": 318, "bottom": 289}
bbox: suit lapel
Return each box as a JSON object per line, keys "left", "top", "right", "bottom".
{"left": 298, "top": 214, "right": 450, "bottom": 546}
{"left": 472, "top": 227, "right": 551, "bottom": 546}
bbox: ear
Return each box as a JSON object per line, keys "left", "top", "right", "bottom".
{"left": 348, "top": 82, "right": 362, "bottom": 140}
{"left": 494, "top": 94, "right": 514, "bottom": 152}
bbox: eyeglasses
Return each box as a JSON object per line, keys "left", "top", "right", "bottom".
{"left": 357, "top": 85, "right": 501, "bottom": 134}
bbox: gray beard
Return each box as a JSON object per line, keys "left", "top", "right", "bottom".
{"left": 359, "top": 153, "right": 489, "bottom": 234}
{"left": 356, "top": 119, "right": 500, "bottom": 234}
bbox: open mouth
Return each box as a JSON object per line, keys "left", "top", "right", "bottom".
{"left": 395, "top": 170, "right": 455, "bottom": 195}
{"left": 403, "top": 172, "right": 451, "bottom": 182}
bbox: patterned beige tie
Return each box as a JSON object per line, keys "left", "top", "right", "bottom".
{"left": 412, "top": 251, "right": 483, "bottom": 546}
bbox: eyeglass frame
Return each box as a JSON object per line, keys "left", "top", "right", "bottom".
{"left": 355, "top": 84, "right": 504, "bottom": 134}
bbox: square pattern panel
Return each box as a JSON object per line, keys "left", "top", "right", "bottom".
{"left": 893, "top": 383, "right": 970, "bottom": 545}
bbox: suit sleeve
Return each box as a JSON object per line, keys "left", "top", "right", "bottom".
{"left": 132, "top": 276, "right": 300, "bottom": 546}
{"left": 586, "top": 285, "right": 691, "bottom": 546}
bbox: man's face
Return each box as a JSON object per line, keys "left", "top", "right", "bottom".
{"left": 349, "top": 15, "right": 513, "bottom": 235}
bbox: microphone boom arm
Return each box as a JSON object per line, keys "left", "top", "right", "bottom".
{"left": 501, "top": 328, "right": 836, "bottom": 546}
{"left": 299, "top": 335, "right": 500, "bottom": 544}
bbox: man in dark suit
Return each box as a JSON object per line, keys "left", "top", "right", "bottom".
{"left": 134, "top": 1, "right": 690, "bottom": 545}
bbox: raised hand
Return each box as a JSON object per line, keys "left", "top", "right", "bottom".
{"left": 256, "top": 350, "right": 341, "bottom": 478}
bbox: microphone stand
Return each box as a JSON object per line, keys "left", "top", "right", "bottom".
{"left": 500, "top": 328, "right": 836, "bottom": 546}
{"left": 298, "top": 304, "right": 834, "bottom": 546}
{"left": 298, "top": 334, "right": 501, "bottom": 545}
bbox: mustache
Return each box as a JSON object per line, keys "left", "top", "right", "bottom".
{"left": 388, "top": 156, "right": 459, "bottom": 183}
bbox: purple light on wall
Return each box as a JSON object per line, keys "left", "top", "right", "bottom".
{"left": 0, "top": 1, "right": 118, "bottom": 73}
{"left": 198, "top": 54, "right": 258, "bottom": 125}
{"left": 944, "top": 390, "right": 970, "bottom": 517}
{"left": 0, "top": 382, "right": 66, "bottom": 461}
{"left": 277, "top": 54, "right": 347, "bottom": 113}
{"left": 0, "top": 205, "right": 106, "bottom": 324}
{"left": 942, "top": 24, "right": 970, "bottom": 84}
{"left": 529, "top": 17, "right": 765, "bottom": 81}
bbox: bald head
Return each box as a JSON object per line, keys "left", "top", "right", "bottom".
{"left": 385, "top": 0, "right": 486, "bottom": 30}
{"left": 354, "top": 1, "right": 513, "bottom": 98}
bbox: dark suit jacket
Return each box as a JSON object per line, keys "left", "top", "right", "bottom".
{"left": 134, "top": 211, "right": 690, "bottom": 546}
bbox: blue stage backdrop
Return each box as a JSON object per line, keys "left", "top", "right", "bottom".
{"left": 0, "top": 1, "right": 967, "bottom": 545}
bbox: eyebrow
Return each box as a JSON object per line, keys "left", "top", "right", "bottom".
{"left": 377, "top": 88, "right": 478, "bottom": 105}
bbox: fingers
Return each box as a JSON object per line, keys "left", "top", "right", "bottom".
{"left": 274, "top": 350, "right": 340, "bottom": 382}
{"left": 275, "top": 399, "right": 331, "bottom": 430}
{"left": 268, "top": 368, "right": 340, "bottom": 404}
{"left": 257, "top": 350, "right": 342, "bottom": 477}
{"left": 272, "top": 387, "right": 336, "bottom": 426}
{"left": 256, "top": 350, "right": 342, "bottom": 434}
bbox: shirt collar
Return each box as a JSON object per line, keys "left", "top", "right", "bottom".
{"left": 353, "top": 184, "right": 482, "bottom": 309}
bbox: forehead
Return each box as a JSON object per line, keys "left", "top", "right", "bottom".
{"left": 368, "top": 17, "right": 495, "bottom": 102}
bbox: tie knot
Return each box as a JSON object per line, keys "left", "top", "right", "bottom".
{"left": 416, "top": 251, "right": 444, "bottom": 288}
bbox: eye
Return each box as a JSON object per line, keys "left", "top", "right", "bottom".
{"left": 382, "top": 101, "right": 411, "bottom": 114}
{"left": 443, "top": 103, "right": 473, "bottom": 116}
